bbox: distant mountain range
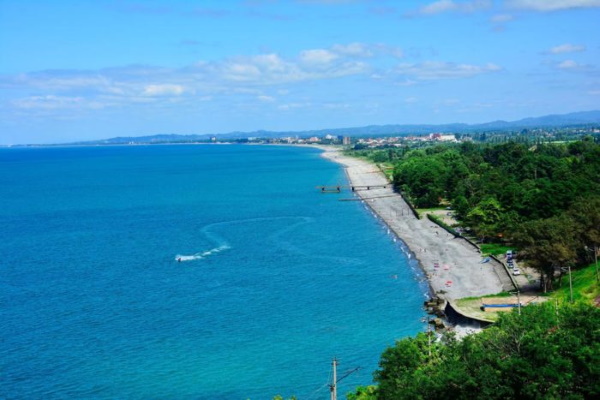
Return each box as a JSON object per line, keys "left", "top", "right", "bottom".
{"left": 77, "top": 110, "right": 600, "bottom": 145}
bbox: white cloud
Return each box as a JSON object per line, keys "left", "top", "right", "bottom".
{"left": 278, "top": 102, "right": 312, "bottom": 110}
{"left": 548, "top": 43, "right": 586, "bottom": 54}
{"left": 395, "top": 62, "right": 501, "bottom": 80}
{"left": 142, "top": 84, "right": 186, "bottom": 96}
{"left": 331, "top": 43, "right": 373, "bottom": 58}
{"left": 553, "top": 59, "right": 596, "bottom": 73}
{"left": 411, "top": 0, "right": 492, "bottom": 16}
{"left": 3, "top": 46, "right": 503, "bottom": 117}
{"left": 11, "top": 95, "right": 101, "bottom": 110}
{"left": 217, "top": 50, "right": 369, "bottom": 84}
{"left": 332, "top": 42, "right": 404, "bottom": 59}
{"left": 299, "top": 49, "right": 339, "bottom": 65}
{"left": 257, "top": 95, "right": 275, "bottom": 102}
{"left": 419, "top": 0, "right": 458, "bottom": 14}
{"left": 507, "top": 0, "right": 600, "bottom": 11}
{"left": 7, "top": 72, "right": 113, "bottom": 92}
{"left": 557, "top": 60, "right": 580, "bottom": 69}
{"left": 221, "top": 60, "right": 265, "bottom": 81}
{"left": 323, "top": 102, "right": 351, "bottom": 109}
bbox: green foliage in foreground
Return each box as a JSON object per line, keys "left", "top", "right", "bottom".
{"left": 347, "top": 385, "right": 377, "bottom": 400}
{"left": 371, "top": 302, "right": 600, "bottom": 400}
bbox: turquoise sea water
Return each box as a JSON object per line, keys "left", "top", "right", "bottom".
{"left": 0, "top": 145, "right": 428, "bottom": 399}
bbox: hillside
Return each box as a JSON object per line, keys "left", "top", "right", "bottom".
{"left": 74, "top": 110, "right": 600, "bottom": 145}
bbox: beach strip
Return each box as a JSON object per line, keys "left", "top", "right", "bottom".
{"left": 319, "top": 147, "right": 513, "bottom": 305}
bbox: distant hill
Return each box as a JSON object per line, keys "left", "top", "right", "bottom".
{"left": 77, "top": 110, "right": 600, "bottom": 145}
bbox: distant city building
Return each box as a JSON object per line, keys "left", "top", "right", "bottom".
{"left": 429, "top": 133, "right": 456, "bottom": 142}
{"left": 210, "top": 136, "right": 217, "bottom": 142}
{"left": 342, "top": 136, "right": 351, "bottom": 145}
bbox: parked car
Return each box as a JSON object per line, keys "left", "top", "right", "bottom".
{"left": 512, "top": 268, "right": 521, "bottom": 276}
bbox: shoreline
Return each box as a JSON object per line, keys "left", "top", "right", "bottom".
{"left": 317, "top": 146, "right": 514, "bottom": 315}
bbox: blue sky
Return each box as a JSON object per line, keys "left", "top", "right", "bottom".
{"left": 1, "top": 0, "right": 599, "bottom": 144}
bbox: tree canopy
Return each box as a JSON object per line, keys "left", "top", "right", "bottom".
{"left": 381, "top": 140, "right": 600, "bottom": 288}
{"left": 371, "top": 302, "right": 600, "bottom": 400}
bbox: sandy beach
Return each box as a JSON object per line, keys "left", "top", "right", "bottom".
{"left": 319, "top": 147, "right": 515, "bottom": 308}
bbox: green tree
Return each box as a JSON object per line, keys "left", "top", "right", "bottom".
{"left": 513, "top": 214, "right": 579, "bottom": 291}
{"left": 346, "top": 385, "right": 377, "bottom": 400}
{"left": 373, "top": 302, "right": 600, "bottom": 399}
{"left": 466, "top": 196, "right": 504, "bottom": 240}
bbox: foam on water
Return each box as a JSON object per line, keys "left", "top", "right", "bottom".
{"left": 175, "top": 245, "right": 231, "bottom": 262}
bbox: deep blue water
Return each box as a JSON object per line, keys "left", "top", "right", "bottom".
{"left": 0, "top": 145, "right": 428, "bottom": 400}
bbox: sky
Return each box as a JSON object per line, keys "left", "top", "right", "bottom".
{"left": 1, "top": 0, "right": 599, "bottom": 145}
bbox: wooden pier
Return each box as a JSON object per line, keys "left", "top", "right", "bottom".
{"left": 316, "top": 184, "right": 389, "bottom": 193}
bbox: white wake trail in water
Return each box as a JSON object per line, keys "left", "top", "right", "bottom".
{"left": 174, "top": 216, "right": 313, "bottom": 263}
{"left": 175, "top": 245, "right": 231, "bottom": 262}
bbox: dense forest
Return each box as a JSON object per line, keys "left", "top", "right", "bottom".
{"left": 348, "top": 302, "right": 600, "bottom": 400}
{"left": 351, "top": 138, "right": 600, "bottom": 291}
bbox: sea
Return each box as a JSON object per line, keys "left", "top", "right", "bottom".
{"left": 0, "top": 144, "right": 429, "bottom": 400}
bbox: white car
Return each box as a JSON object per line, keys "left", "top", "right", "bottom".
{"left": 512, "top": 268, "right": 521, "bottom": 276}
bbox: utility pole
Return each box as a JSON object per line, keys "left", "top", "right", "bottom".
{"left": 329, "top": 358, "right": 360, "bottom": 400}
{"left": 421, "top": 317, "right": 432, "bottom": 358}
{"left": 568, "top": 265, "right": 573, "bottom": 303}
{"left": 584, "top": 245, "right": 599, "bottom": 283}
{"left": 330, "top": 358, "right": 338, "bottom": 400}
{"left": 595, "top": 245, "right": 599, "bottom": 284}
{"left": 511, "top": 290, "right": 521, "bottom": 315}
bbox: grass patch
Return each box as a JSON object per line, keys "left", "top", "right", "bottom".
{"left": 453, "top": 298, "right": 499, "bottom": 322}
{"left": 480, "top": 243, "right": 514, "bottom": 256}
{"left": 417, "top": 207, "right": 446, "bottom": 213}
{"left": 551, "top": 263, "right": 600, "bottom": 305}
{"left": 458, "top": 292, "right": 512, "bottom": 302}
{"left": 454, "top": 292, "right": 539, "bottom": 322}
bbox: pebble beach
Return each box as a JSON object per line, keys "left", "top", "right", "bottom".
{"left": 320, "top": 147, "right": 515, "bottom": 310}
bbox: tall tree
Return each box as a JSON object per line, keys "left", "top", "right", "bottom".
{"left": 512, "top": 214, "right": 579, "bottom": 291}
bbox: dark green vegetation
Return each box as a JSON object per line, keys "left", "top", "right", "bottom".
{"left": 341, "top": 139, "right": 600, "bottom": 400}
{"left": 353, "top": 138, "right": 600, "bottom": 292}
{"left": 348, "top": 302, "right": 599, "bottom": 400}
